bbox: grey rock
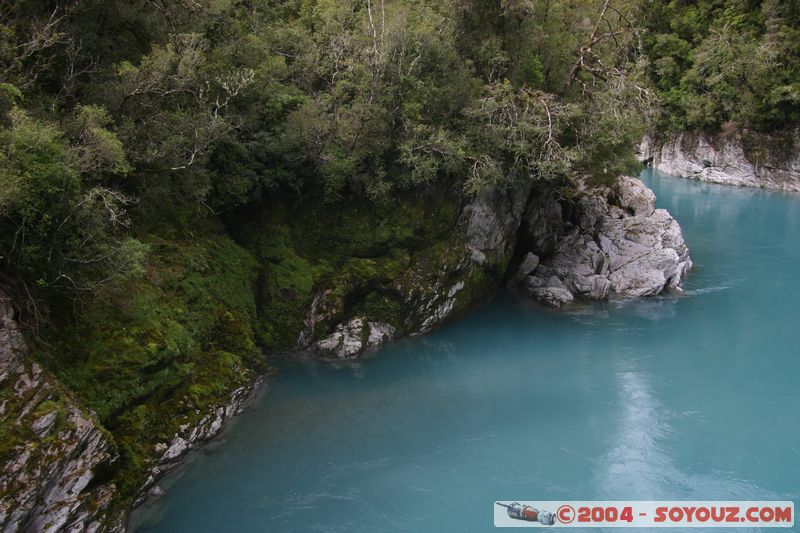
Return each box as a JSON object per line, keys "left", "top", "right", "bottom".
{"left": 617, "top": 175, "right": 656, "bottom": 216}
{"left": 576, "top": 194, "right": 609, "bottom": 229}
{"left": 509, "top": 253, "right": 540, "bottom": 287}
{"left": 316, "top": 318, "right": 398, "bottom": 359}
{"left": 518, "top": 176, "right": 692, "bottom": 304}
{"left": 464, "top": 184, "right": 532, "bottom": 266}
{"left": 30, "top": 411, "right": 58, "bottom": 438}
{"left": 519, "top": 189, "right": 564, "bottom": 256}
{"left": 522, "top": 275, "right": 575, "bottom": 308}
{"left": 643, "top": 131, "right": 800, "bottom": 192}
{"left": 316, "top": 318, "right": 367, "bottom": 359}
{"left": 161, "top": 437, "right": 189, "bottom": 463}
{"left": 416, "top": 280, "right": 466, "bottom": 335}
{"left": 367, "top": 322, "right": 396, "bottom": 348}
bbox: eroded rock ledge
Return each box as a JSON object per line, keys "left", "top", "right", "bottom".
{"left": 512, "top": 176, "right": 692, "bottom": 307}
{"left": 639, "top": 130, "right": 800, "bottom": 192}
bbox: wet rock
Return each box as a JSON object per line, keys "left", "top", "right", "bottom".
{"left": 367, "top": 322, "right": 396, "bottom": 348}
{"left": 523, "top": 276, "right": 574, "bottom": 307}
{"left": 316, "top": 317, "right": 367, "bottom": 359}
{"left": 316, "top": 318, "right": 398, "bottom": 359}
{"left": 161, "top": 437, "right": 190, "bottom": 462}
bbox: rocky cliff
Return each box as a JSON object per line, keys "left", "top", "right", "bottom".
{"left": 639, "top": 130, "right": 800, "bottom": 191}
{"left": 305, "top": 185, "right": 532, "bottom": 359}
{"left": 0, "top": 294, "right": 122, "bottom": 533}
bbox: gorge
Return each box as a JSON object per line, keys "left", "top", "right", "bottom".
{"left": 1, "top": 171, "right": 694, "bottom": 531}
{"left": 132, "top": 170, "right": 800, "bottom": 532}
{"left": 1, "top": 0, "right": 798, "bottom": 531}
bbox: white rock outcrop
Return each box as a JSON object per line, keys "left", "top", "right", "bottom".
{"left": 316, "top": 318, "right": 397, "bottom": 359}
{"left": 639, "top": 132, "right": 800, "bottom": 192}
{"left": 517, "top": 176, "right": 692, "bottom": 307}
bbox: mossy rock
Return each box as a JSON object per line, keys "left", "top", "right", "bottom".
{"left": 28, "top": 228, "right": 266, "bottom": 506}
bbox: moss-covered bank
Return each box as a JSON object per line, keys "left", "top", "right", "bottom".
{"left": 236, "top": 187, "right": 512, "bottom": 355}
{"left": 18, "top": 221, "right": 264, "bottom": 513}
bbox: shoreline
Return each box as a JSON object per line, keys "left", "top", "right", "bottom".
{"left": 638, "top": 131, "right": 800, "bottom": 193}
{"left": 126, "top": 370, "right": 274, "bottom": 531}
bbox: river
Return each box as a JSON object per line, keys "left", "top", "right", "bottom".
{"left": 133, "top": 170, "right": 800, "bottom": 532}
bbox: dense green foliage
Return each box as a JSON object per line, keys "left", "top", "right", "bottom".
{"left": 643, "top": 0, "right": 800, "bottom": 132}
{"left": 0, "top": 0, "right": 652, "bottom": 309}
{"left": 35, "top": 227, "right": 264, "bottom": 495}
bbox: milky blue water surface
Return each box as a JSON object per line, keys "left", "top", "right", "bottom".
{"left": 133, "top": 170, "right": 800, "bottom": 532}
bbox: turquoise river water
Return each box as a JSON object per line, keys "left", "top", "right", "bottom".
{"left": 133, "top": 170, "right": 800, "bottom": 532}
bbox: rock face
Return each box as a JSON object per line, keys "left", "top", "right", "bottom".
{"left": 515, "top": 176, "right": 692, "bottom": 307}
{"left": 304, "top": 175, "right": 691, "bottom": 351}
{"left": 0, "top": 293, "right": 122, "bottom": 533}
{"left": 316, "top": 318, "right": 396, "bottom": 359}
{"left": 639, "top": 131, "right": 800, "bottom": 192}
{"left": 301, "top": 184, "right": 531, "bottom": 358}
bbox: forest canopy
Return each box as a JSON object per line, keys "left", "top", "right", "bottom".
{"left": 1, "top": 0, "right": 797, "bottom": 310}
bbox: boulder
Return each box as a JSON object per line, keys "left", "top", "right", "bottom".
{"left": 509, "top": 252, "right": 540, "bottom": 287}
{"left": 518, "top": 176, "right": 692, "bottom": 306}
{"left": 523, "top": 275, "right": 574, "bottom": 307}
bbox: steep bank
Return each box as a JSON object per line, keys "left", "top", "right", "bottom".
{"left": 1, "top": 230, "right": 268, "bottom": 531}
{"left": 236, "top": 186, "right": 531, "bottom": 360}
{"left": 638, "top": 130, "right": 800, "bottom": 192}
{"left": 1, "top": 293, "right": 121, "bottom": 532}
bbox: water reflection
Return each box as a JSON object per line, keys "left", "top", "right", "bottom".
{"left": 596, "top": 361, "right": 784, "bottom": 532}
{"left": 596, "top": 363, "right": 671, "bottom": 499}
